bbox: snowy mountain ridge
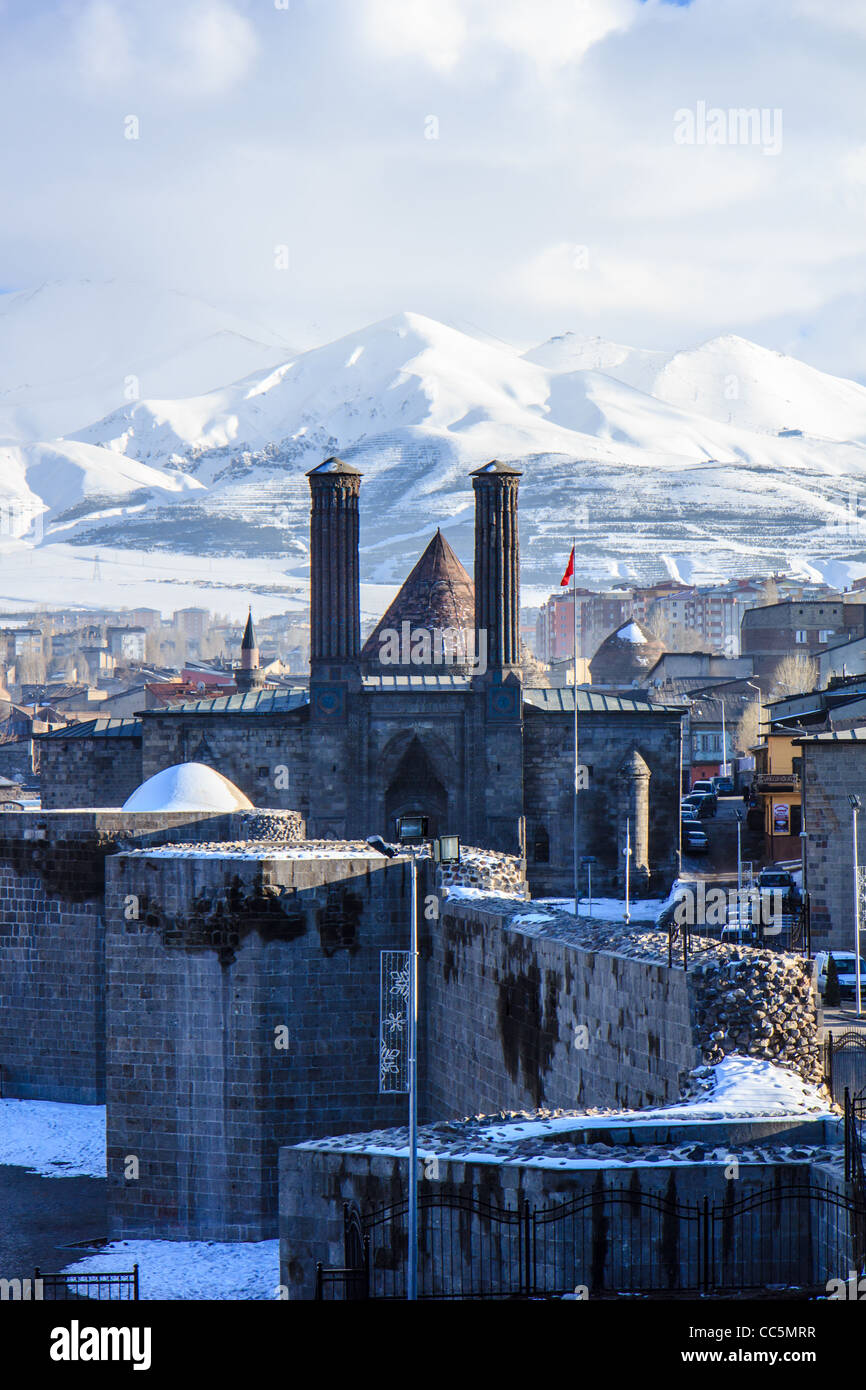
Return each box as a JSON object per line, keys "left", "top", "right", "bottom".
{"left": 2, "top": 288, "right": 866, "bottom": 612}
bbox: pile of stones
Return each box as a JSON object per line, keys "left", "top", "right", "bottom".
{"left": 232, "top": 810, "right": 305, "bottom": 841}
{"left": 690, "top": 951, "right": 822, "bottom": 1085}
{"left": 437, "top": 847, "right": 528, "bottom": 898}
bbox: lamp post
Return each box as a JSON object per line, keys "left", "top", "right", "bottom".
{"left": 850, "top": 795, "right": 863, "bottom": 1019}
{"left": 736, "top": 809, "right": 743, "bottom": 906}
{"left": 581, "top": 854, "right": 597, "bottom": 916}
{"left": 407, "top": 855, "right": 418, "bottom": 1301}
{"left": 624, "top": 820, "right": 632, "bottom": 926}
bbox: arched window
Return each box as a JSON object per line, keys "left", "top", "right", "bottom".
{"left": 532, "top": 825, "right": 550, "bottom": 863}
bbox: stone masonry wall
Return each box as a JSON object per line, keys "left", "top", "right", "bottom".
{"left": 140, "top": 711, "right": 310, "bottom": 815}
{"left": 105, "top": 848, "right": 411, "bottom": 1241}
{"left": 279, "top": 1144, "right": 810, "bottom": 1300}
{"left": 522, "top": 707, "right": 682, "bottom": 899}
{"left": 0, "top": 809, "right": 238, "bottom": 1102}
{"left": 39, "top": 735, "right": 143, "bottom": 809}
{"left": 421, "top": 897, "right": 700, "bottom": 1120}
{"left": 801, "top": 738, "right": 866, "bottom": 951}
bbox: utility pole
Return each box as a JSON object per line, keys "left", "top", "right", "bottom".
{"left": 572, "top": 539, "right": 579, "bottom": 917}
{"left": 624, "top": 819, "right": 632, "bottom": 926}
{"left": 408, "top": 856, "right": 419, "bottom": 1298}
{"left": 851, "top": 795, "right": 862, "bottom": 1019}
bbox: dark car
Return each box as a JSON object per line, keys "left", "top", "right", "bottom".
{"left": 713, "top": 776, "right": 735, "bottom": 795}
{"left": 757, "top": 867, "right": 800, "bottom": 911}
{"left": 682, "top": 792, "right": 716, "bottom": 819}
{"left": 682, "top": 824, "right": 709, "bottom": 854}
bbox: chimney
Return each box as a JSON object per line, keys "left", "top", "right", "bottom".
{"left": 307, "top": 457, "right": 362, "bottom": 681}
{"left": 471, "top": 460, "right": 522, "bottom": 674}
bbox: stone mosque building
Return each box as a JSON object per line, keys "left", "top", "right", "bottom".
{"left": 39, "top": 460, "right": 684, "bottom": 898}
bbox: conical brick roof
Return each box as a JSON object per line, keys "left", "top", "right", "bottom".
{"left": 361, "top": 529, "right": 475, "bottom": 670}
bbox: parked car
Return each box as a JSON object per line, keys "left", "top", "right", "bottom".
{"left": 682, "top": 792, "right": 716, "bottom": 819}
{"left": 721, "top": 922, "right": 754, "bottom": 944}
{"left": 712, "top": 776, "right": 735, "bottom": 795}
{"left": 692, "top": 779, "right": 716, "bottom": 796}
{"left": 680, "top": 803, "right": 699, "bottom": 821}
{"left": 814, "top": 951, "right": 866, "bottom": 999}
{"left": 757, "top": 867, "right": 800, "bottom": 910}
{"left": 682, "top": 824, "right": 709, "bottom": 854}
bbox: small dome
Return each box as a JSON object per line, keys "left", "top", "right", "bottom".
{"left": 122, "top": 762, "right": 254, "bottom": 813}
{"left": 589, "top": 620, "right": 665, "bottom": 686}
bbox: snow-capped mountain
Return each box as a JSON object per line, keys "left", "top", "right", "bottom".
{"left": 4, "top": 291, "right": 866, "bottom": 615}
{"left": 0, "top": 279, "right": 295, "bottom": 444}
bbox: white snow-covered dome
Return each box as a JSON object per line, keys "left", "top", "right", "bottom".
{"left": 121, "top": 762, "right": 254, "bottom": 813}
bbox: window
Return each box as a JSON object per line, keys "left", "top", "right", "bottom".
{"left": 795, "top": 630, "right": 807, "bottom": 643}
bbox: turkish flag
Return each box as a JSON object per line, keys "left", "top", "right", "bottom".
{"left": 560, "top": 546, "right": 575, "bottom": 587}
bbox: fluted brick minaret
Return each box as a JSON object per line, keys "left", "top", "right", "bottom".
{"left": 307, "top": 457, "right": 362, "bottom": 681}
{"left": 471, "top": 460, "right": 522, "bottom": 675}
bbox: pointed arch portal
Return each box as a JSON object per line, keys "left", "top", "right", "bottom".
{"left": 384, "top": 735, "right": 448, "bottom": 839}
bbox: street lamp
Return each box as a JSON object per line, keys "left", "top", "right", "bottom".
{"left": 367, "top": 831, "right": 420, "bottom": 1299}
{"left": 624, "top": 821, "right": 632, "bottom": 926}
{"left": 850, "top": 794, "right": 863, "bottom": 1018}
{"left": 581, "top": 854, "right": 597, "bottom": 916}
{"left": 735, "top": 809, "right": 743, "bottom": 905}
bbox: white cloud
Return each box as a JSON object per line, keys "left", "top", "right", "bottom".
{"left": 363, "top": 0, "right": 638, "bottom": 74}
{"left": 71, "top": 0, "right": 258, "bottom": 98}
{"left": 2, "top": 0, "right": 866, "bottom": 376}
{"left": 363, "top": 0, "right": 469, "bottom": 73}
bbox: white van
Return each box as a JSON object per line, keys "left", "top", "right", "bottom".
{"left": 814, "top": 951, "right": 866, "bottom": 998}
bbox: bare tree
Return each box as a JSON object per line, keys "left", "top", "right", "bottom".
{"left": 736, "top": 699, "right": 763, "bottom": 754}
{"left": 759, "top": 576, "right": 779, "bottom": 607}
{"left": 644, "top": 609, "right": 711, "bottom": 652}
{"left": 770, "top": 653, "right": 818, "bottom": 698}
{"left": 16, "top": 652, "right": 46, "bottom": 685}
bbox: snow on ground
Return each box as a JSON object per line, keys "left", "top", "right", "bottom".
{"left": 679, "top": 1055, "right": 830, "bottom": 1118}
{"left": 61, "top": 1239, "right": 280, "bottom": 1301}
{"left": 302, "top": 1058, "right": 833, "bottom": 1173}
{"left": 443, "top": 884, "right": 527, "bottom": 903}
{"left": 0, "top": 1099, "right": 106, "bottom": 1178}
{"left": 538, "top": 895, "right": 670, "bottom": 923}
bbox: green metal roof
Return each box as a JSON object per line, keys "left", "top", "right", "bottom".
{"left": 142, "top": 688, "right": 310, "bottom": 716}
{"left": 523, "top": 689, "right": 684, "bottom": 715}
{"left": 37, "top": 717, "right": 142, "bottom": 741}
{"left": 795, "top": 727, "right": 866, "bottom": 743}
{"left": 363, "top": 674, "right": 472, "bottom": 690}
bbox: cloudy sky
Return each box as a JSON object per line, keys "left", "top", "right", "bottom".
{"left": 2, "top": 0, "right": 866, "bottom": 376}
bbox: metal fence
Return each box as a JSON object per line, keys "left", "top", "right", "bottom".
{"left": 826, "top": 1032, "right": 866, "bottom": 1104}
{"left": 33, "top": 1266, "right": 140, "bottom": 1300}
{"left": 315, "top": 1183, "right": 863, "bottom": 1300}
{"left": 667, "top": 897, "right": 810, "bottom": 970}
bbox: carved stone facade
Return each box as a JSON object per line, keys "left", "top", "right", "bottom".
{"left": 37, "top": 460, "right": 684, "bottom": 899}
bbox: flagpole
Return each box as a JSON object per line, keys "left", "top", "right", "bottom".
{"left": 572, "top": 536, "right": 579, "bottom": 918}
